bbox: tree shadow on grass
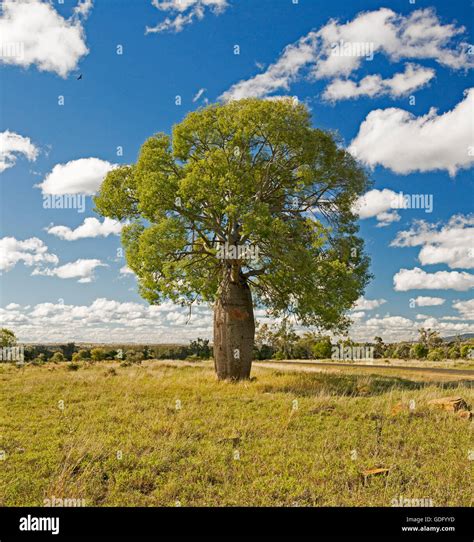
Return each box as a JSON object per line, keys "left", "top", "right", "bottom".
{"left": 434, "top": 379, "right": 474, "bottom": 390}
{"left": 258, "top": 372, "right": 473, "bottom": 397}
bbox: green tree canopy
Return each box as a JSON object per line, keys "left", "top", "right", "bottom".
{"left": 0, "top": 328, "right": 17, "bottom": 348}
{"left": 95, "top": 98, "right": 371, "bottom": 379}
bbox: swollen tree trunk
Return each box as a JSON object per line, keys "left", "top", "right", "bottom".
{"left": 213, "top": 273, "right": 255, "bottom": 380}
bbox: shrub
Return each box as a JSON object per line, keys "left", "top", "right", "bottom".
{"left": 103, "top": 349, "right": 118, "bottom": 360}
{"left": 255, "top": 321, "right": 298, "bottom": 360}
{"left": 292, "top": 342, "right": 310, "bottom": 359}
{"left": 394, "top": 344, "right": 410, "bottom": 359}
{"left": 90, "top": 348, "right": 106, "bottom": 361}
{"left": 460, "top": 344, "right": 473, "bottom": 359}
{"left": 30, "top": 355, "right": 46, "bottom": 366}
{"left": 60, "top": 343, "right": 76, "bottom": 360}
{"left": 50, "top": 352, "right": 65, "bottom": 363}
{"left": 311, "top": 338, "right": 333, "bottom": 359}
{"left": 189, "top": 338, "right": 212, "bottom": 359}
{"left": 67, "top": 362, "right": 80, "bottom": 371}
{"left": 383, "top": 344, "right": 396, "bottom": 358}
{"left": 24, "top": 345, "right": 51, "bottom": 361}
{"left": 447, "top": 346, "right": 460, "bottom": 360}
{"left": 410, "top": 343, "right": 428, "bottom": 360}
{"left": 125, "top": 350, "right": 144, "bottom": 364}
{"left": 292, "top": 333, "right": 326, "bottom": 359}
{"left": 75, "top": 349, "right": 90, "bottom": 360}
{"left": 427, "top": 348, "right": 444, "bottom": 362}
{"left": 254, "top": 344, "right": 275, "bottom": 360}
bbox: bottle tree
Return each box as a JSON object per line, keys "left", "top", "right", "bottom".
{"left": 94, "top": 98, "right": 371, "bottom": 380}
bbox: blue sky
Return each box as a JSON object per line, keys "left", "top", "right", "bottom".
{"left": 0, "top": 0, "right": 473, "bottom": 343}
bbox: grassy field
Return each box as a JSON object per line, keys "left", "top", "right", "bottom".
{"left": 1, "top": 360, "right": 473, "bottom": 507}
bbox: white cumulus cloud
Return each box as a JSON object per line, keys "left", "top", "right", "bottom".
{"left": 0, "top": 130, "right": 39, "bottom": 172}
{"left": 119, "top": 265, "right": 134, "bottom": 275}
{"left": 36, "top": 158, "right": 116, "bottom": 195}
{"left": 220, "top": 32, "right": 318, "bottom": 102}
{"left": 353, "top": 297, "right": 387, "bottom": 311}
{"left": 73, "top": 0, "right": 94, "bottom": 19}
{"left": 391, "top": 215, "right": 474, "bottom": 269}
{"left": 46, "top": 217, "right": 123, "bottom": 241}
{"left": 314, "top": 8, "right": 471, "bottom": 79}
{"left": 146, "top": 0, "right": 228, "bottom": 34}
{"left": 453, "top": 299, "right": 474, "bottom": 320}
{"left": 2, "top": 294, "right": 473, "bottom": 344}
{"left": 220, "top": 8, "right": 471, "bottom": 102}
{"left": 352, "top": 189, "right": 401, "bottom": 227}
{"left": 31, "top": 258, "right": 107, "bottom": 283}
{"left": 0, "top": 0, "right": 91, "bottom": 78}
{"left": 323, "top": 63, "right": 435, "bottom": 102}
{"left": 0, "top": 237, "right": 58, "bottom": 272}
{"left": 413, "top": 296, "right": 445, "bottom": 306}
{"left": 349, "top": 88, "right": 474, "bottom": 176}
{"left": 0, "top": 298, "right": 213, "bottom": 343}
{"left": 394, "top": 267, "right": 474, "bottom": 291}
{"left": 350, "top": 313, "right": 474, "bottom": 342}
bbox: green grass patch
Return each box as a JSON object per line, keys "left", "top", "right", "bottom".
{"left": 0, "top": 362, "right": 472, "bottom": 506}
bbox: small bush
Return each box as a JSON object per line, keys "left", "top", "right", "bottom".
{"left": 427, "top": 348, "right": 444, "bottom": 362}
{"left": 460, "top": 344, "right": 473, "bottom": 359}
{"left": 383, "top": 345, "right": 396, "bottom": 358}
{"left": 253, "top": 344, "right": 275, "bottom": 360}
{"left": 410, "top": 343, "right": 428, "bottom": 360}
{"left": 311, "top": 338, "right": 333, "bottom": 359}
{"left": 394, "top": 344, "right": 410, "bottom": 360}
{"left": 77, "top": 349, "right": 90, "bottom": 360}
{"left": 90, "top": 348, "right": 106, "bottom": 361}
{"left": 447, "top": 346, "right": 460, "bottom": 360}
{"left": 125, "top": 350, "right": 144, "bottom": 364}
{"left": 188, "top": 338, "right": 212, "bottom": 359}
{"left": 50, "top": 352, "right": 65, "bottom": 363}
{"left": 67, "top": 362, "right": 80, "bottom": 371}
{"left": 60, "top": 343, "right": 76, "bottom": 360}
{"left": 103, "top": 349, "right": 118, "bottom": 360}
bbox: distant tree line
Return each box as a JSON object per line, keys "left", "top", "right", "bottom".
{"left": 253, "top": 324, "right": 473, "bottom": 361}
{"left": 1, "top": 326, "right": 472, "bottom": 364}
{"left": 0, "top": 330, "right": 211, "bottom": 365}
